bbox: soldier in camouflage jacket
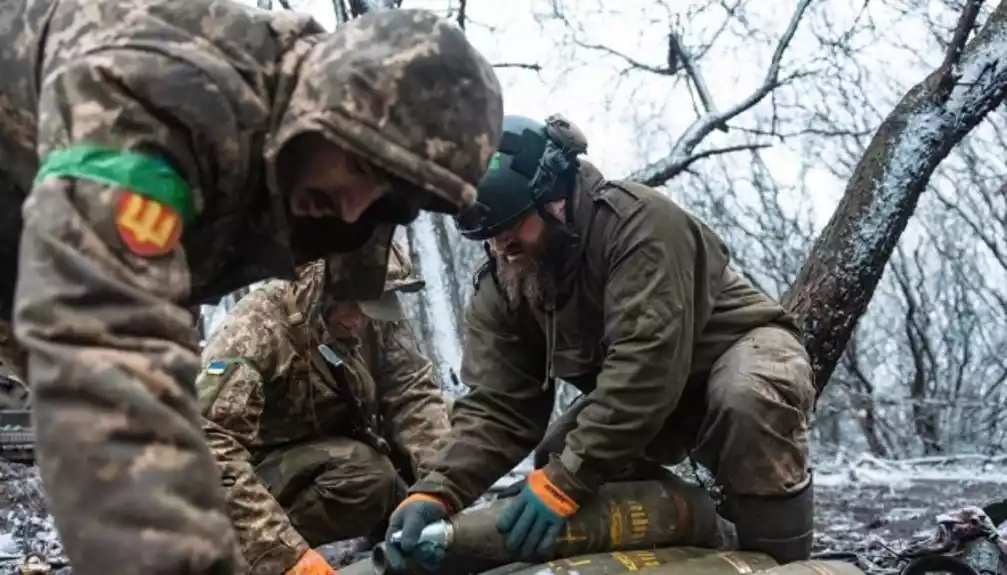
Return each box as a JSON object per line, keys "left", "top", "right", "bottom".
{"left": 0, "top": 0, "right": 501, "bottom": 571}
{"left": 199, "top": 243, "right": 450, "bottom": 574}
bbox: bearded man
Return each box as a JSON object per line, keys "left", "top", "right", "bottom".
{"left": 384, "top": 114, "right": 817, "bottom": 568}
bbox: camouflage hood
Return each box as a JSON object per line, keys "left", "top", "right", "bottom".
{"left": 290, "top": 240, "right": 423, "bottom": 322}
{"left": 266, "top": 9, "right": 504, "bottom": 214}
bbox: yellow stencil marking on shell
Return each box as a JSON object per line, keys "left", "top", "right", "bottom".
{"left": 629, "top": 502, "right": 648, "bottom": 542}
{"left": 627, "top": 550, "right": 660, "bottom": 568}
{"left": 611, "top": 552, "right": 639, "bottom": 571}
{"left": 610, "top": 504, "right": 624, "bottom": 545}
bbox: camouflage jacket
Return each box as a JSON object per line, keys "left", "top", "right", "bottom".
{"left": 1, "top": 1, "right": 500, "bottom": 573}
{"left": 200, "top": 275, "right": 449, "bottom": 573}
{"left": 413, "top": 161, "right": 804, "bottom": 511}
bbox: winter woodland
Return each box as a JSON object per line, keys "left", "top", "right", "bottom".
{"left": 203, "top": 0, "right": 1007, "bottom": 461}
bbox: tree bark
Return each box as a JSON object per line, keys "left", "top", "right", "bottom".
{"left": 781, "top": 0, "right": 1007, "bottom": 395}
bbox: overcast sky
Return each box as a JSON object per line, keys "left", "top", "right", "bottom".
{"left": 239, "top": 0, "right": 960, "bottom": 233}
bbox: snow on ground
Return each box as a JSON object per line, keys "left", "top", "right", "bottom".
{"left": 1, "top": 453, "right": 1006, "bottom": 573}
{"left": 813, "top": 452, "right": 1007, "bottom": 560}
{"left": 0, "top": 462, "right": 67, "bottom": 574}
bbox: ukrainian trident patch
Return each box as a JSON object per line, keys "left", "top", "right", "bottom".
{"left": 115, "top": 190, "right": 182, "bottom": 256}
{"left": 34, "top": 144, "right": 195, "bottom": 258}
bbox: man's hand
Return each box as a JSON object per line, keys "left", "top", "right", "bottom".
{"left": 285, "top": 549, "right": 337, "bottom": 575}
{"left": 496, "top": 465, "right": 588, "bottom": 560}
{"left": 383, "top": 494, "right": 451, "bottom": 572}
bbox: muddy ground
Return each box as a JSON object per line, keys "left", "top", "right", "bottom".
{"left": 1, "top": 455, "right": 1004, "bottom": 574}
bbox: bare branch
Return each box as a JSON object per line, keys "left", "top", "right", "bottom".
{"left": 574, "top": 41, "right": 674, "bottom": 76}
{"left": 332, "top": 0, "right": 350, "bottom": 23}
{"left": 628, "top": 0, "right": 815, "bottom": 187}
{"left": 668, "top": 28, "right": 724, "bottom": 132}
{"left": 669, "top": 143, "right": 773, "bottom": 174}
{"left": 456, "top": 0, "right": 467, "bottom": 31}
{"left": 937, "top": 0, "right": 985, "bottom": 97}
{"left": 492, "top": 62, "right": 543, "bottom": 71}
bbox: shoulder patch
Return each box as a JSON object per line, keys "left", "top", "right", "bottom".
{"left": 197, "top": 357, "right": 257, "bottom": 416}
{"left": 115, "top": 190, "right": 182, "bottom": 257}
{"left": 205, "top": 359, "right": 231, "bottom": 376}
{"left": 199, "top": 357, "right": 257, "bottom": 380}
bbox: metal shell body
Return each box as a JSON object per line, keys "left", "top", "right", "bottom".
{"left": 449, "top": 476, "right": 727, "bottom": 563}
{"left": 375, "top": 476, "right": 730, "bottom": 574}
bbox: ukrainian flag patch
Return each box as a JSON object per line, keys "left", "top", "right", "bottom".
{"left": 205, "top": 360, "right": 230, "bottom": 376}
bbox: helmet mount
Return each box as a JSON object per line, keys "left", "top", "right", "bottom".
{"left": 456, "top": 114, "right": 588, "bottom": 241}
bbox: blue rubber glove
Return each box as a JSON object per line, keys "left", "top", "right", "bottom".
{"left": 496, "top": 468, "right": 581, "bottom": 560}
{"left": 384, "top": 494, "right": 451, "bottom": 572}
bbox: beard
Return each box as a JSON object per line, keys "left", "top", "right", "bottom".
{"left": 497, "top": 252, "right": 551, "bottom": 308}
{"left": 494, "top": 224, "right": 572, "bottom": 309}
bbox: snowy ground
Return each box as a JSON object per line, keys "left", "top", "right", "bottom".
{"left": 813, "top": 453, "right": 1007, "bottom": 559}
{"left": 1, "top": 454, "right": 1006, "bottom": 574}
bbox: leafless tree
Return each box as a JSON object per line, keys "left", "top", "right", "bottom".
{"left": 203, "top": 0, "right": 1007, "bottom": 457}
{"left": 783, "top": 0, "right": 1006, "bottom": 393}
{"left": 524, "top": 0, "right": 1007, "bottom": 454}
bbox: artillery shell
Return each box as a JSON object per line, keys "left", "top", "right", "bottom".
{"left": 501, "top": 546, "right": 723, "bottom": 575}
{"left": 643, "top": 550, "right": 778, "bottom": 574}
{"left": 760, "top": 560, "right": 867, "bottom": 575}
{"left": 447, "top": 475, "right": 726, "bottom": 563}
{"left": 372, "top": 542, "right": 508, "bottom": 575}
{"left": 340, "top": 557, "right": 378, "bottom": 575}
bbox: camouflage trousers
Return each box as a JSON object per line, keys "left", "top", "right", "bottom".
{"left": 540, "top": 325, "right": 815, "bottom": 498}
{"left": 255, "top": 436, "right": 407, "bottom": 546}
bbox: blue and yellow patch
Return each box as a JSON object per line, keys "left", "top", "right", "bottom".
{"left": 205, "top": 359, "right": 230, "bottom": 376}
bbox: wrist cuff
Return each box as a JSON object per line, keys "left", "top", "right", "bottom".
{"left": 543, "top": 454, "right": 596, "bottom": 503}
{"left": 559, "top": 448, "right": 583, "bottom": 474}
{"left": 408, "top": 471, "right": 463, "bottom": 514}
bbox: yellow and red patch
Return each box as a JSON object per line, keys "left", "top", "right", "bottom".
{"left": 114, "top": 190, "right": 182, "bottom": 257}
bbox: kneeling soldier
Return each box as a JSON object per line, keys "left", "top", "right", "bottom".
{"left": 201, "top": 243, "right": 451, "bottom": 574}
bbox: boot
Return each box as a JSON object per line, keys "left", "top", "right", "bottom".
{"left": 724, "top": 476, "right": 814, "bottom": 564}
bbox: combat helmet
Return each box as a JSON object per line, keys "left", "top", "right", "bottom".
{"left": 456, "top": 114, "right": 588, "bottom": 241}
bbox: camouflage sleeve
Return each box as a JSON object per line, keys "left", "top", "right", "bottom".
{"left": 200, "top": 309, "right": 310, "bottom": 575}
{"left": 411, "top": 278, "right": 553, "bottom": 512}
{"left": 372, "top": 319, "right": 451, "bottom": 480}
{"left": 559, "top": 197, "right": 698, "bottom": 488}
{"left": 14, "top": 52, "right": 241, "bottom": 574}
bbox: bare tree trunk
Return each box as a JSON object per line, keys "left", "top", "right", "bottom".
{"left": 405, "top": 226, "right": 437, "bottom": 359}
{"left": 431, "top": 216, "right": 468, "bottom": 343}
{"left": 781, "top": 0, "right": 1007, "bottom": 394}
{"left": 841, "top": 335, "right": 891, "bottom": 458}
{"left": 895, "top": 252, "right": 943, "bottom": 454}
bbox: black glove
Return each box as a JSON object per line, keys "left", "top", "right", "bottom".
{"left": 496, "top": 478, "right": 528, "bottom": 499}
